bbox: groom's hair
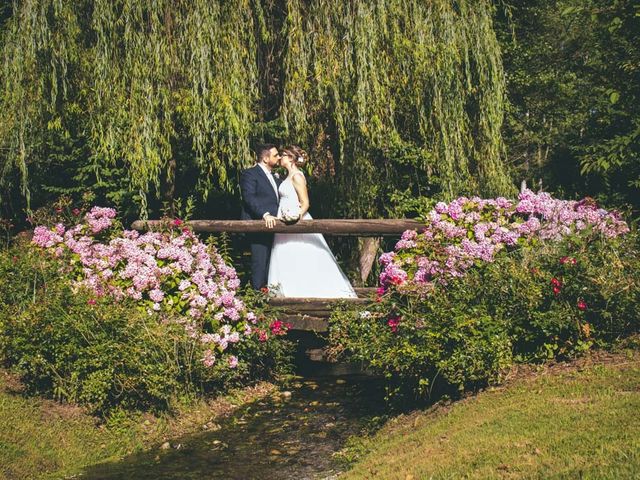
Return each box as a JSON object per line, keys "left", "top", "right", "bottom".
{"left": 255, "top": 143, "right": 277, "bottom": 163}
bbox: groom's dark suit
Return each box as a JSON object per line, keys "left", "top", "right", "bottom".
{"left": 240, "top": 164, "right": 281, "bottom": 290}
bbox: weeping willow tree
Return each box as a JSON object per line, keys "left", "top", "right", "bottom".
{"left": 280, "top": 0, "right": 514, "bottom": 217}
{"left": 0, "top": 0, "right": 513, "bottom": 219}
{"left": 0, "top": 0, "right": 259, "bottom": 215}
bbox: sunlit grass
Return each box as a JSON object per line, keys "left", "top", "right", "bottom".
{"left": 343, "top": 351, "right": 640, "bottom": 479}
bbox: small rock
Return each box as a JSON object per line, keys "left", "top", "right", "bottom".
{"left": 160, "top": 442, "right": 171, "bottom": 450}
{"left": 335, "top": 379, "right": 347, "bottom": 385}
{"left": 270, "top": 449, "right": 282, "bottom": 455}
{"left": 212, "top": 440, "right": 222, "bottom": 445}
{"left": 281, "top": 391, "right": 292, "bottom": 399}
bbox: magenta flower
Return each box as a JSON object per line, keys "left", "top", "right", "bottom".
{"left": 387, "top": 315, "right": 401, "bottom": 333}
{"left": 378, "top": 190, "right": 629, "bottom": 298}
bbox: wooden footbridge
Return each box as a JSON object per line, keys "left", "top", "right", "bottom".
{"left": 131, "top": 218, "right": 422, "bottom": 332}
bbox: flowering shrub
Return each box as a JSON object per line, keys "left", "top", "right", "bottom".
{"left": 379, "top": 190, "right": 629, "bottom": 296}
{"left": 329, "top": 191, "right": 638, "bottom": 403}
{"left": 1, "top": 209, "right": 292, "bottom": 414}
{"left": 31, "top": 207, "right": 287, "bottom": 372}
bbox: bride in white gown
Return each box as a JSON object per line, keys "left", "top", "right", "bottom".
{"left": 268, "top": 146, "right": 357, "bottom": 298}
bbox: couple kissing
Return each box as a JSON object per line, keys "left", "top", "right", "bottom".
{"left": 239, "top": 144, "right": 356, "bottom": 299}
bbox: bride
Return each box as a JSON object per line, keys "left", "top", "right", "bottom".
{"left": 267, "top": 145, "right": 357, "bottom": 298}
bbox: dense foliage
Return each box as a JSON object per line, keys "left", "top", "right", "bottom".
{"left": 329, "top": 192, "right": 638, "bottom": 401}
{"left": 497, "top": 0, "right": 640, "bottom": 212}
{"left": 0, "top": 0, "right": 511, "bottom": 222}
{"left": 0, "top": 211, "right": 292, "bottom": 415}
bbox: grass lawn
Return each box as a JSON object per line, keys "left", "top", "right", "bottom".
{"left": 342, "top": 349, "right": 640, "bottom": 479}
{"left": 0, "top": 371, "right": 275, "bottom": 480}
{"left": 2, "top": 350, "right": 639, "bottom": 479}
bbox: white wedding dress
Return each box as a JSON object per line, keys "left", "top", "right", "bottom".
{"left": 268, "top": 172, "right": 357, "bottom": 298}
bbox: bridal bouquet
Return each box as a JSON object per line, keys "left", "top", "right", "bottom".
{"left": 280, "top": 205, "right": 300, "bottom": 223}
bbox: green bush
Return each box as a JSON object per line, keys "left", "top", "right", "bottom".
{"left": 0, "top": 244, "right": 292, "bottom": 415}
{"left": 329, "top": 234, "right": 640, "bottom": 401}
{"left": 483, "top": 234, "right": 640, "bottom": 359}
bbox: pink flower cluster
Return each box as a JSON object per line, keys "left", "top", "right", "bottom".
{"left": 85, "top": 207, "right": 117, "bottom": 234}
{"left": 32, "top": 208, "right": 264, "bottom": 369}
{"left": 380, "top": 190, "right": 629, "bottom": 295}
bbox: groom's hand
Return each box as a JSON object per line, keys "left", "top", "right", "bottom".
{"left": 263, "top": 214, "right": 277, "bottom": 229}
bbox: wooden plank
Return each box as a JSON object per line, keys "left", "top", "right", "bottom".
{"left": 278, "top": 314, "right": 328, "bottom": 333}
{"left": 280, "top": 310, "right": 332, "bottom": 317}
{"left": 268, "top": 297, "right": 369, "bottom": 310}
{"left": 131, "top": 218, "right": 423, "bottom": 236}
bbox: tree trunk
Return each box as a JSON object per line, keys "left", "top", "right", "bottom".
{"left": 358, "top": 237, "right": 380, "bottom": 286}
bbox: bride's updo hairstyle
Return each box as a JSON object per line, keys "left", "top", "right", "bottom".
{"left": 282, "top": 145, "right": 308, "bottom": 168}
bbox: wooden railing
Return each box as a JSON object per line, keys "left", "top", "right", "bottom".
{"left": 131, "top": 218, "right": 423, "bottom": 236}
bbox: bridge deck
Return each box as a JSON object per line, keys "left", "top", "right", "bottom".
{"left": 271, "top": 288, "right": 375, "bottom": 332}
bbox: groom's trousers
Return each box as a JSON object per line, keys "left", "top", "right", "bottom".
{"left": 249, "top": 233, "right": 273, "bottom": 290}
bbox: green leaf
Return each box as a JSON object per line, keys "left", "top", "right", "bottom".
{"left": 609, "top": 91, "right": 620, "bottom": 104}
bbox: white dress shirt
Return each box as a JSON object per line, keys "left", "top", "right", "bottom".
{"left": 257, "top": 163, "right": 278, "bottom": 218}
{"left": 258, "top": 163, "right": 278, "bottom": 198}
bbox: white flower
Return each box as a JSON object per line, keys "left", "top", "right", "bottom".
{"left": 359, "top": 310, "right": 372, "bottom": 319}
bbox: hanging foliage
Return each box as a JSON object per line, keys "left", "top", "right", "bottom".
{"left": 1, "top": 0, "right": 259, "bottom": 215}
{"left": 0, "top": 0, "right": 513, "bottom": 218}
{"left": 280, "top": 0, "right": 514, "bottom": 217}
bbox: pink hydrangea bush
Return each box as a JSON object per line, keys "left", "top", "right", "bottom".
{"left": 379, "top": 190, "right": 630, "bottom": 297}
{"left": 32, "top": 207, "right": 281, "bottom": 370}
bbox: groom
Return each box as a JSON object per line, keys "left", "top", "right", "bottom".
{"left": 240, "top": 144, "right": 282, "bottom": 290}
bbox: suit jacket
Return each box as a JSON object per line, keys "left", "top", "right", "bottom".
{"left": 240, "top": 164, "right": 280, "bottom": 220}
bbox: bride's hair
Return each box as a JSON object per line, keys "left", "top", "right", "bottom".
{"left": 281, "top": 145, "right": 308, "bottom": 168}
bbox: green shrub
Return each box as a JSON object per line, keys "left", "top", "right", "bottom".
{"left": 329, "top": 233, "right": 640, "bottom": 401}
{"left": 483, "top": 234, "right": 640, "bottom": 359}
{"left": 0, "top": 244, "right": 292, "bottom": 415}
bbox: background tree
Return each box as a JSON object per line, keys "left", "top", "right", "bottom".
{"left": 496, "top": 0, "right": 640, "bottom": 214}
{"left": 0, "top": 0, "right": 513, "bottom": 224}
